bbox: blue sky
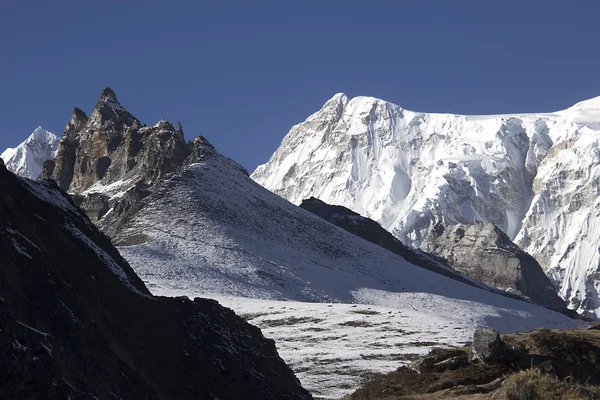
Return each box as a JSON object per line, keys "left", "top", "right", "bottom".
{"left": 2, "top": 1, "right": 600, "bottom": 171}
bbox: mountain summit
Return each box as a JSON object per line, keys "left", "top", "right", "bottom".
{"left": 1, "top": 126, "right": 59, "bottom": 179}
{"left": 40, "top": 87, "right": 220, "bottom": 226}
{"left": 252, "top": 93, "right": 600, "bottom": 315}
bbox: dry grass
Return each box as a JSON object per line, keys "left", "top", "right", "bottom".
{"left": 491, "top": 369, "right": 600, "bottom": 400}
{"left": 348, "top": 328, "right": 600, "bottom": 400}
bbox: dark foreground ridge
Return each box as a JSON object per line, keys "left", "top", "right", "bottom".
{"left": 347, "top": 325, "right": 600, "bottom": 400}
{"left": 0, "top": 161, "right": 311, "bottom": 399}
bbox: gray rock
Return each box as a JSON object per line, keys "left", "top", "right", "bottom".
{"left": 408, "top": 357, "right": 436, "bottom": 374}
{"left": 469, "top": 327, "right": 505, "bottom": 364}
{"left": 422, "top": 222, "right": 568, "bottom": 313}
{"left": 409, "top": 351, "right": 468, "bottom": 373}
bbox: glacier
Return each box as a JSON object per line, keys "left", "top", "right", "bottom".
{"left": 252, "top": 93, "right": 600, "bottom": 316}
{"left": 1, "top": 127, "right": 59, "bottom": 179}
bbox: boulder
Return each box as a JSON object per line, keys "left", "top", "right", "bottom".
{"left": 469, "top": 327, "right": 506, "bottom": 364}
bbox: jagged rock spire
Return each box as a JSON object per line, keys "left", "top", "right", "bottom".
{"left": 89, "top": 86, "right": 140, "bottom": 128}
{"left": 95, "top": 86, "right": 119, "bottom": 108}
{"left": 66, "top": 107, "right": 89, "bottom": 134}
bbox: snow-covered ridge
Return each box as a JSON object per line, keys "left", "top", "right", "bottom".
{"left": 252, "top": 93, "right": 600, "bottom": 315}
{"left": 1, "top": 127, "right": 59, "bottom": 179}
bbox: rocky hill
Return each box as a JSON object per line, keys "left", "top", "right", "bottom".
{"left": 41, "top": 87, "right": 222, "bottom": 227}
{"left": 0, "top": 160, "right": 310, "bottom": 400}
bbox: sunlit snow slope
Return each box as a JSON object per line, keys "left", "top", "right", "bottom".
{"left": 1, "top": 127, "right": 59, "bottom": 179}
{"left": 252, "top": 94, "right": 600, "bottom": 315}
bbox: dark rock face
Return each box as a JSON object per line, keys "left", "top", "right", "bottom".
{"left": 0, "top": 164, "right": 311, "bottom": 400}
{"left": 469, "top": 327, "right": 506, "bottom": 364}
{"left": 422, "top": 222, "right": 568, "bottom": 313}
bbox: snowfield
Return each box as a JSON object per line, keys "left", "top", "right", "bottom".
{"left": 252, "top": 93, "right": 600, "bottom": 315}
{"left": 146, "top": 289, "right": 578, "bottom": 399}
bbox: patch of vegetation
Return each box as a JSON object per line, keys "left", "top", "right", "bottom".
{"left": 347, "top": 328, "right": 600, "bottom": 400}
{"left": 339, "top": 320, "right": 374, "bottom": 328}
{"left": 350, "top": 309, "right": 381, "bottom": 315}
{"left": 259, "top": 316, "right": 324, "bottom": 327}
{"left": 492, "top": 369, "right": 600, "bottom": 400}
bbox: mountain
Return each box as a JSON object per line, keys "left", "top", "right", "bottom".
{"left": 35, "top": 88, "right": 580, "bottom": 397}
{"left": 1, "top": 126, "right": 59, "bottom": 179}
{"left": 0, "top": 160, "right": 310, "bottom": 399}
{"left": 252, "top": 93, "right": 600, "bottom": 315}
{"left": 300, "top": 197, "right": 568, "bottom": 313}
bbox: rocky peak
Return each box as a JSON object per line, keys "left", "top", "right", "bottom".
{"left": 154, "top": 119, "right": 175, "bottom": 130}
{"left": 42, "top": 88, "right": 232, "bottom": 231}
{"left": 88, "top": 86, "right": 140, "bottom": 129}
{"left": 96, "top": 86, "right": 119, "bottom": 105}
{"left": 66, "top": 107, "right": 88, "bottom": 134}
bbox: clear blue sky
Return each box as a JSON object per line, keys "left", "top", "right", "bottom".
{"left": 2, "top": 1, "right": 600, "bottom": 171}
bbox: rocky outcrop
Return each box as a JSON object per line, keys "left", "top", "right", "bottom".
{"left": 469, "top": 327, "right": 505, "bottom": 364}
{"left": 422, "top": 222, "right": 568, "bottom": 313}
{"left": 40, "top": 87, "right": 232, "bottom": 231}
{"left": 0, "top": 162, "right": 311, "bottom": 399}
{"left": 299, "top": 197, "right": 577, "bottom": 312}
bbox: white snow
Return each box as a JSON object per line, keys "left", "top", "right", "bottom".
{"left": 252, "top": 93, "right": 600, "bottom": 315}
{"left": 82, "top": 177, "right": 134, "bottom": 198}
{"left": 1, "top": 127, "right": 59, "bottom": 179}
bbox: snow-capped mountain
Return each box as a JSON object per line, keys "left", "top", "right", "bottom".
{"left": 1, "top": 126, "right": 59, "bottom": 179}
{"left": 252, "top": 93, "right": 600, "bottom": 315}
